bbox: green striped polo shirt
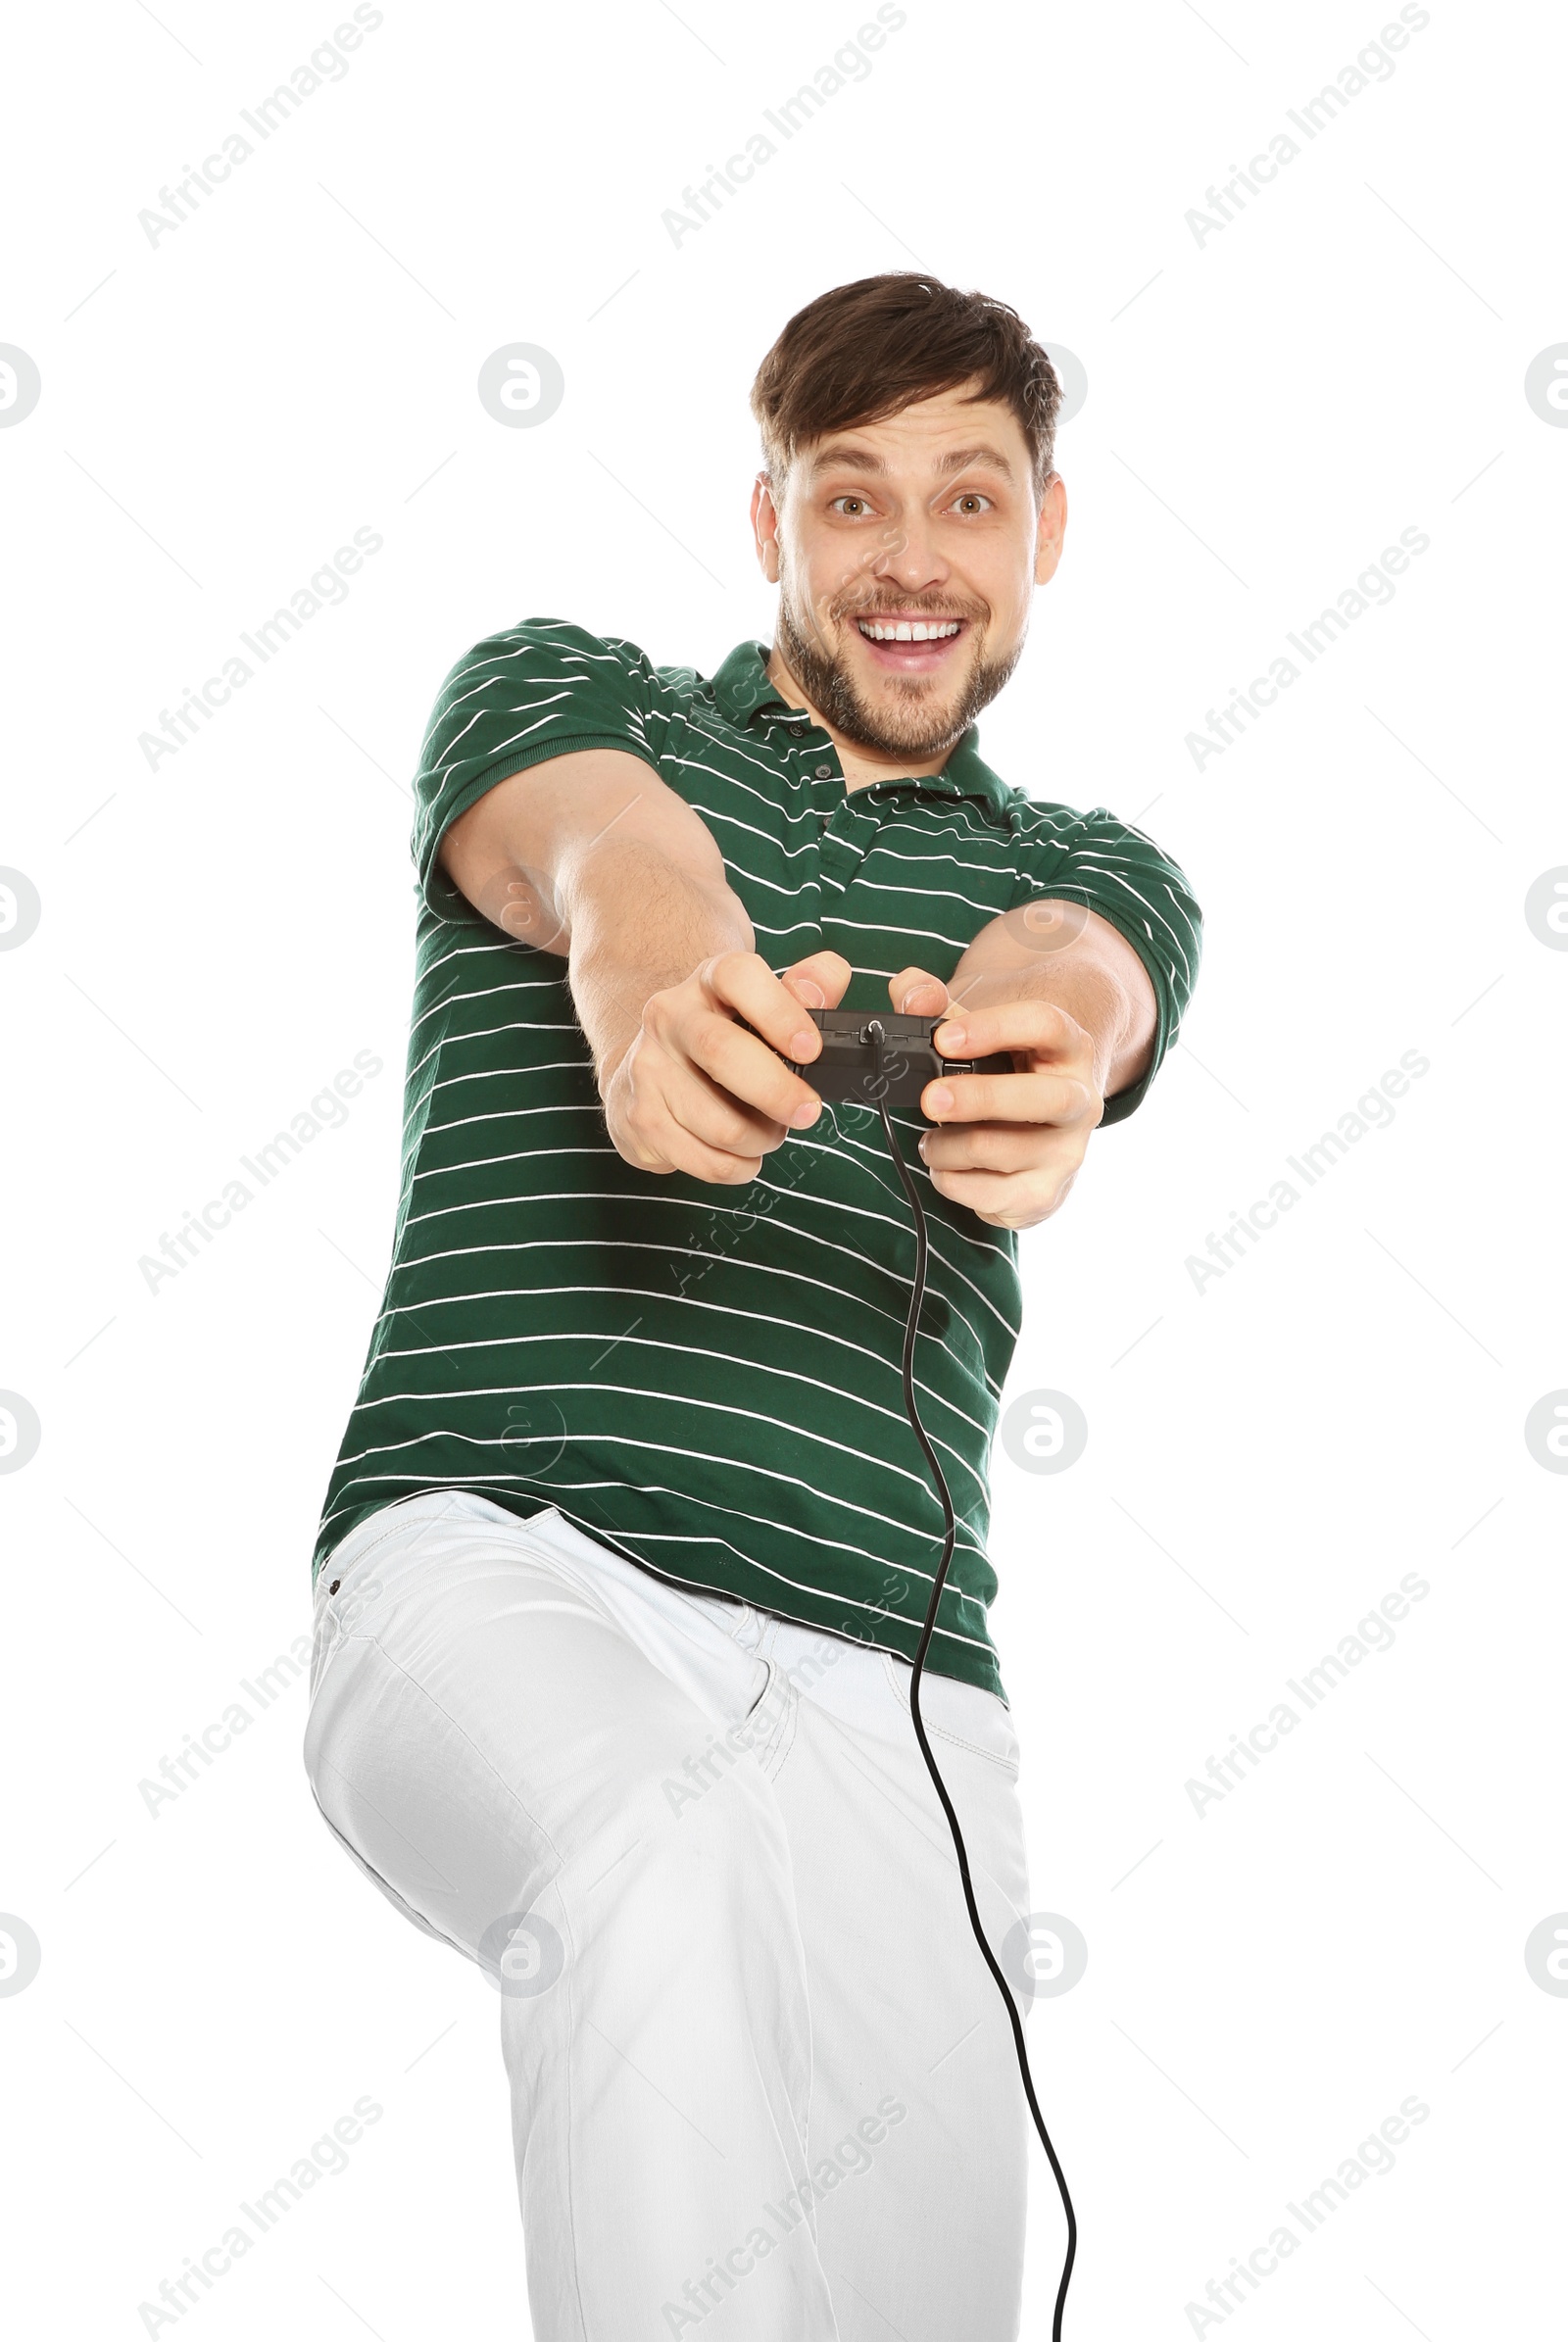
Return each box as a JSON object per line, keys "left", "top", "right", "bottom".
{"left": 313, "top": 617, "right": 1201, "bottom": 1696}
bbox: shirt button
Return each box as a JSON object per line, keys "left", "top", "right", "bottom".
{"left": 788, "top": 721, "right": 806, "bottom": 738}
{"left": 814, "top": 762, "right": 834, "bottom": 780}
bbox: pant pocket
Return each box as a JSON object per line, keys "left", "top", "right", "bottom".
{"left": 308, "top": 1563, "right": 390, "bottom": 1702}
{"left": 307, "top": 1496, "right": 445, "bottom": 1698}
{"left": 880, "top": 1651, "right": 1022, "bottom": 1777}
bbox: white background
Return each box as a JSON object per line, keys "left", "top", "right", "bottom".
{"left": 2, "top": 0, "right": 1564, "bottom": 2334}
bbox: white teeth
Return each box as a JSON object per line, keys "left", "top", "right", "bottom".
{"left": 856, "top": 618, "right": 961, "bottom": 643}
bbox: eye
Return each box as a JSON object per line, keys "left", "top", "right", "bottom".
{"left": 829, "top": 495, "right": 872, "bottom": 516}
{"left": 953, "top": 492, "right": 994, "bottom": 514}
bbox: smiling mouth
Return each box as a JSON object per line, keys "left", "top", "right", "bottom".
{"left": 857, "top": 616, "right": 962, "bottom": 641}
{"left": 851, "top": 613, "right": 970, "bottom": 671}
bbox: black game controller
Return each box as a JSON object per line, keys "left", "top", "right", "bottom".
{"left": 779, "top": 1008, "right": 1012, "bottom": 1120}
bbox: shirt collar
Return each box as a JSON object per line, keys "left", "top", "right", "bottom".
{"left": 710, "top": 639, "right": 1012, "bottom": 821}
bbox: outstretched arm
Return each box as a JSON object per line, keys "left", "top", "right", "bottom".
{"left": 438, "top": 747, "right": 848, "bottom": 1183}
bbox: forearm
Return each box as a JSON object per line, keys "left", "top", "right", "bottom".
{"left": 565, "top": 836, "right": 753, "bottom": 1084}
{"left": 945, "top": 904, "right": 1157, "bottom": 1100}
{"left": 437, "top": 748, "right": 755, "bottom": 1081}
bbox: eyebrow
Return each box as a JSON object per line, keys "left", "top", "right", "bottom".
{"left": 808, "top": 441, "right": 1020, "bottom": 485}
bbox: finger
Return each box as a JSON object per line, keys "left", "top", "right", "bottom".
{"left": 701, "top": 950, "right": 831, "bottom": 1072}
{"left": 918, "top": 1121, "right": 1077, "bottom": 1176}
{"left": 658, "top": 1056, "right": 795, "bottom": 1157}
{"left": 614, "top": 1055, "right": 777, "bottom": 1179}
{"left": 888, "top": 963, "right": 950, "bottom": 1016}
{"left": 619, "top": 1120, "right": 766, "bottom": 1185}
{"left": 681, "top": 1004, "right": 823, "bottom": 1129}
{"left": 648, "top": 953, "right": 821, "bottom": 1123}
{"left": 925, "top": 1161, "right": 1076, "bottom": 1230}
{"left": 780, "top": 949, "right": 854, "bottom": 1022}
{"left": 934, "top": 998, "right": 1090, "bottom": 1064}
{"left": 919, "top": 1067, "right": 1100, "bottom": 1128}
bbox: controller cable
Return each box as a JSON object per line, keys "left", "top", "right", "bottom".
{"left": 866, "top": 1019, "right": 1079, "bottom": 2342}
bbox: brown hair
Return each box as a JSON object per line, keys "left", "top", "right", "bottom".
{"left": 750, "top": 272, "right": 1061, "bottom": 500}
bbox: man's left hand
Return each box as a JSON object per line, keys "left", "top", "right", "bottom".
{"left": 888, "top": 967, "right": 1104, "bottom": 1232}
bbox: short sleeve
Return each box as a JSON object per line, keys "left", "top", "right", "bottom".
{"left": 411, "top": 617, "right": 666, "bottom": 918}
{"left": 1007, "top": 802, "right": 1202, "bottom": 1125}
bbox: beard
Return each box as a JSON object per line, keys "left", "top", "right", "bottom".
{"left": 776, "top": 577, "right": 1024, "bottom": 762}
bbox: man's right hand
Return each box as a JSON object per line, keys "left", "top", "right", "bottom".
{"left": 601, "top": 949, "right": 852, "bottom": 1184}
{"left": 437, "top": 747, "right": 853, "bottom": 1184}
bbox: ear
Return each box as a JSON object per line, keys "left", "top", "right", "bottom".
{"left": 751, "top": 471, "right": 783, "bottom": 583}
{"left": 1033, "top": 472, "right": 1067, "bottom": 587}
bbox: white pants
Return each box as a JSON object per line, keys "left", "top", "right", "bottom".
{"left": 303, "top": 1489, "right": 1034, "bottom": 2341}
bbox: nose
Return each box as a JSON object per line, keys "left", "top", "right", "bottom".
{"left": 868, "top": 510, "right": 949, "bottom": 596}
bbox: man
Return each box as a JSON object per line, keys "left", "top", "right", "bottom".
{"left": 304, "top": 271, "right": 1200, "bottom": 2341}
